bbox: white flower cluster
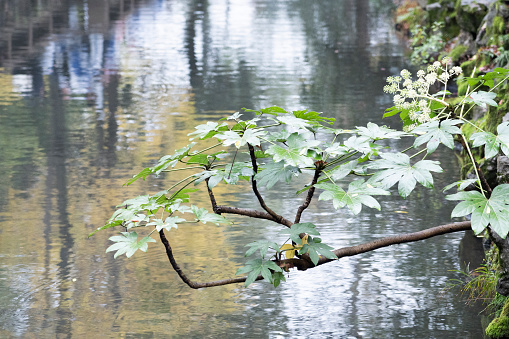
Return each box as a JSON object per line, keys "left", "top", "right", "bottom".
{"left": 383, "top": 57, "right": 463, "bottom": 131}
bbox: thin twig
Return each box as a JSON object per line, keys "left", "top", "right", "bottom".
{"left": 205, "top": 178, "right": 220, "bottom": 214}
{"left": 294, "top": 167, "right": 321, "bottom": 224}
{"left": 247, "top": 143, "right": 290, "bottom": 225}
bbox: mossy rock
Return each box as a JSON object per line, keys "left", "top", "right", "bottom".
{"left": 487, "top": 316, "right": 509, "bottom": 338}
{"left": 455, "top": 0, "right": 488, "bottom": 34}
{"left": 450, "top": 44, "right": 469, "bottom": 61}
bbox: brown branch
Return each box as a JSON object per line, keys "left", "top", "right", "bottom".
{"left": 216, "top": 205, "right": 293, "bottom": 227}
{"left": 205, "top": 178, "right": 220, "bottom": 214}
{"left": 488, "top": 226, "right": 505, "bottom": 249}
{"left": 161, "top": 220, "right": 472, "bottom": 288}
{"left": 294, "top": 167, "right": 321, "bottom": 224}
{"left": 247, "top": 143, "right": 291, "bottom": 226}
{"left": 159, "top": 229, "right": 263, "bottom": 288}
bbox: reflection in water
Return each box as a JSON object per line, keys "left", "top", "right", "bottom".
{"left": 0, "top": 0, "right": 484, "bottom": 337}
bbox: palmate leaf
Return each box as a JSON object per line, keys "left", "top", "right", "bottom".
{"left": 280, "top": 222, "right": 320, "bottom": 245}
{"left": 244, "top": 240, "right": 280, "bottom": 259}
{"left": 343, "top": 135, "right": 380, "bottom": 156}
{"left": 272, "top": 271, "right": 286, "bottom": 287}
{"left": 106, "top": 232, "right": 156, "bottom": 259}
{"left": 324, "top": 142, "right": 351, "bottom": 157}
{"left": 146, "top": 216, "right": 186, "bottom": 232}
{"left": 413, "top": 120, "right": 462, "bottom": 154}
{"left": 462, "top": 68, "right": 509, "bottom": 88}
{"left": 466, "top": 91, "right": 498, "bottom": 108}
{"left": 328, "top": 160, "right": 358, "bottom": 181}
{"left": 299, "top": 236, "right": 338, "bottom": 265}
{"left": 367, "top": 153, "right": 443, "bottom": 198}
{"left": 266, "top": 133, "right": 320, "bottom": 167}
{"left": 356, "top": 122, "right": 409, "bottom": 141}
{"left": 315, "top": 180, "right": 389, "bottom": 214}
{"left": 190, "top": 205, "right": 231, "bottom": 225}
{"left": 442, "top": 179, "right": 478, "bottom": 192}
{"left": 89, "top": 220, "right": 123, "bottom": 237}
{"left": 276, "top": 115, "right": 311, "bottom": 130}
{"left": 194, "top": 162, "right": 254, "bottom": 188}
{"left": 254, "top": 161, "right": 300, "bottom": 189}
{"left": 216, "top": 129, "right": 266, "bottom": 148}
{"left": 235, "top": 258, "right": 283, "bottom": 287}
{"left": 188, "top": 121, "right": 229, "bottom": 140}
{"left": 446, "top": 184, "right": 509, "bottom": 237}
{"left": 470, "top": 122, "right": 509, "bottom": 159}
{"left": 125, "top": 143, "right": 196, "bottom": 186}
{"left": 383, "top": 105, "right": 403, "bottom": 118}
{"left": 292, "top": 109, "right": 335, "bottom": 125}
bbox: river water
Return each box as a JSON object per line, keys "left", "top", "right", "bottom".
{"left": 0, "top": 0, "right": 487, "bottom": 337}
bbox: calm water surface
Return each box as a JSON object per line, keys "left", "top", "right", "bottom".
{"left": 0, "top": 0, "right": 486, "bottom": 337}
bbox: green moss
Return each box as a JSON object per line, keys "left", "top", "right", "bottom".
{"left": 460, "top": 59, "right": 479, "bottom": 78}
{"left": 487, "top": 316, "right": 509, "bottom": 338}
{"left": 458, "top": 80, "right": 470, "bottom": 96}
{"left": 449, "top": 44, "right": 468, "bottom": 62}
{"left": 493, "top": 16, "right": 506, "bottom": 36}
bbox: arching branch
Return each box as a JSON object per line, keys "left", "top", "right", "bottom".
{"left": 161, "top": 221, "right": 472, "bottom": 289}
{"left": 159, "top": 229, "right": 263, "bottom": 289}
{"left": 294, "top": 167, "right": 321, "bottom": 224}
{"left": 247, "top": 143, "right": 290, "bottom": 226}
{"left": 216, "top": 205, "right": 293, "bottom": 227}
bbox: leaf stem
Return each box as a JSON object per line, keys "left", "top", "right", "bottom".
{"left": 461, "top": 134, "right": 486, "bottom": 198}
{"left": 190, "top": 142, "right": 223, "bottom": 156}
{"left": 168, "top": 176, "right": 200, "bottom": 199}
{"left": 417, "top": 94, "right": 448, "bottom": 107}
{"left": 409, "top": 147, "right": 427, "bottom": 159}
{"left": 162, "top": 166, "right": 204, "bottom": 172}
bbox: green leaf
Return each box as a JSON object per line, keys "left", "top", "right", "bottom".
{"left": 89, "top": 220, "right": 123, "bottom": 237}
{"left": 254, "top": 162, "right": 300, "bottom": 189}
{"left": 244, "top": 240, "right": 280, "bottom": 259}
{"left": 446, "top": 184, "right": 509, "bottom": 237}
{"left": 299, "top": 236, "right": 338, "bottom": 265}
{"left": 188, "top": 121, "right": 229, "bottom": 140}
{"left": 367, "top": 153, "right": 443, "bottom": 198}
{"left": 272, "top": 271, "right": 286, "bottom": 288}
{"left": 467, "top": 91, "right": 498, "bottom": 108}
{"left": 328, "top": 160, "right": 358, "bottom": 181}
{"left": 124, "top": 143, "right": 196, "bottom": 186}
{"left": 146, "top": 216, "right": 186, "bottom": 232}
{"left": 276, "top": 115, "right": 311, "bottom": 129}
{"left": 344, "top": 135, "right": 380, "bottom": 155}
{"left": 413, "top": 120, "right": 462, "bottom": 154}
{"left": 259, "top": 106, "right": 287, "bottom": 115}
{"left": 106, "top": 232, "right": 156, "bottom": 259}
{"left": 280, "top": 222, "right": 320, "bottom": 245}
{"left": 356, "top": 122, "right": 409, "bottom": 141}
{"left": 383, "top": 105, "right": 402, "bottom": 119}
{"left": 235, "top": 259, "right": 282, "bottom": 287}
{"left": 470, "top": 122, "right": 509, "bottom": 159}
{"left": 315, "top": 180, "right": 389, "bottom": 214}
{"left": 324, "top": 143, "right": 351, "bottom": 157}
{"left": 442, "top": 179, "right": 478, "bottom": 192}
{"left": 292, "top": 110, "right": 335, "bottom": 125}
{"left": 187, "top": 154, "right": 210, "bottom": 165}
{"left": 216, "top": 129, "right": 266, "bottom": 148}
{"left": 190, "top": 205, "right": 231, "bottom": 225}
{"left": 195, "top": 162, "right": 254, "bottom": 188}
{"left": 266, "top": 133, "right": 319, "bottom": 167}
